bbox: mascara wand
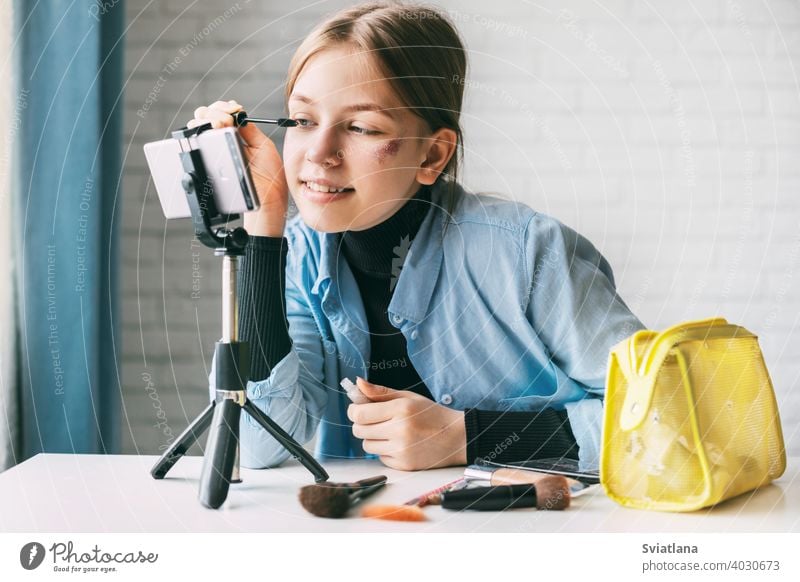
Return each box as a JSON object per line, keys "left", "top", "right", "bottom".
{"left": 230, "top": 111, "right": 298, "bottom": 127}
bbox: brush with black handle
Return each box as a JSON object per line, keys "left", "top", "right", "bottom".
{"left": 440, "top": 476, "right": 571, "bottom": 511}
{"left": 299, "top": 476, "right": 388, "bottom": 518}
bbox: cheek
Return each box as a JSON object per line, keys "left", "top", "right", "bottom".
{"left": 283, "top": 133, "right": 301, "bottom": 156}
{"left": 372, "top": 138, "right": 402, "bottom": 163}
{"left": 282, "top": 138, "right": 304, "bottom": 173}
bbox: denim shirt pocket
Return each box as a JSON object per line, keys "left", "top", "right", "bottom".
{"left": 498, "top": 362, "right": 587, "bottom": 411}
{"left": 498, "top": 393, "right": 559, "bottom": 412}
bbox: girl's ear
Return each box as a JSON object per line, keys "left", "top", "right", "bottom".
{"left": 416, "top": 127, "right": 457, "bottom": 186}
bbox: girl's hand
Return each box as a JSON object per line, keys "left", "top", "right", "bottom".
{"left": 187, "top": 100, "right": 288, "bottom": 237}
{"left": 347, "top": 377, "right": 467, "bottom": 471}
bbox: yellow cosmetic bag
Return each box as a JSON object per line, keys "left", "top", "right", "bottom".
{"left": 600, "top": 317, "right": 786, "bottom": 511}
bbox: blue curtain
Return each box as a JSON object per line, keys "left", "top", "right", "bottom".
{"left": 13, "top": 1, "right": 125, "bottom": 460}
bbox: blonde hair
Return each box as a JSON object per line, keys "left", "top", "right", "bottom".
{"left": 284, "top": 1, "right": 467, "bottom": 219}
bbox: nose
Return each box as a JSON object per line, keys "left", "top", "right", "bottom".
{"left": 304, "top": 125, "right": 342, "bottom": 168}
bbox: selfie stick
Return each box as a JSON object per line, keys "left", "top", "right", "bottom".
{"left": 150, "top": 121, "right": 329, "bottom": 509}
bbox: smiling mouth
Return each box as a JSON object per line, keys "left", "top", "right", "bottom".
{"left": 301, "top": 180, "right": 355, "bottom": 194}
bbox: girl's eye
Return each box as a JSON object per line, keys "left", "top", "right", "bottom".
{"left": 292, "top": 118, "right": 379, "bottom": 136}
{"left": 349, "top": 125, "right": 380, "bottom": 136}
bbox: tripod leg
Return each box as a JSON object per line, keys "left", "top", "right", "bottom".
{"left": 199, "top": 397, "right": 241, "bottom": 509}
{"left": 243, "top": 399, "right": 329, "bottom": 483}
{"left": 150, "top": 402, "right": 215, "bottom": 479}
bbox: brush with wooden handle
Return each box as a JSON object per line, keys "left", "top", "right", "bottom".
{"left": 464, "top": 464, "right": 590, "bottom": 494}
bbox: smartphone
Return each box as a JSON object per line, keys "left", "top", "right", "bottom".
{"left": 143, "top": 126, "right": 259, "bottom": 219}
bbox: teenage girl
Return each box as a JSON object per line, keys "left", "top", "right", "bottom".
{"left": 188, "top": 2, "right": 644, "bottom": 472}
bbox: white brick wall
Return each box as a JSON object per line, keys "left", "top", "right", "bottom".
{"left": 122, "top": 0, "right": 800, "bottom": 458}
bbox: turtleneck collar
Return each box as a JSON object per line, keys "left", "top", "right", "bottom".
{"left": 340, "top": 184, "right": 433, "bottom": 278}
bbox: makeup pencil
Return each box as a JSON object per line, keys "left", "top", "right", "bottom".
{"left": 362, "top": 477, "right": 470, "bottom": 522}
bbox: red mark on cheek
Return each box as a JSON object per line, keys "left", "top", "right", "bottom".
{"left": 374, "top": 138, "right": 401, "bottom": 162}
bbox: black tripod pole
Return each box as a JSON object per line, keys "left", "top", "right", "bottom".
{"left": 150, "top": 122, "right": 328, "bottom": 509}
{"left": 197, "top": 252, "right": 247, "bottom": 508}
{"left": 198, "top": 251, "right": 329, "bottom": 508}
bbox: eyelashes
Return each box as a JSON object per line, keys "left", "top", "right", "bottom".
{"left": 349, "top": 125, "right": 381, "bottom": 136}
{"left": 292, "top": 118, "right": 381, "bottom": 136}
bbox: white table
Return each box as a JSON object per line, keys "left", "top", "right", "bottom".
{"left": 0, "top": 454, "right": 797, "bottom": 532}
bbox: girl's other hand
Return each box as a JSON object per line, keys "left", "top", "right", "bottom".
{"left": 346, "top": 377, "right": 467, "bottom": 471}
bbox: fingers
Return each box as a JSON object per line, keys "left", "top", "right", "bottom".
{"left": 189, "top": 100, "right": 243, "bottom": 129}
{"left": 362, "top": 440, "right": 394, "bottom": 456}
{"left": 352, "top": 420, "right": 396, "bottom": 440}
{"left": 237, "top": 120, "right": 270, "bottom": 149}
{"left": 356, "top": 377, "right": 404, "bottom": 402}
{"left": 347, "top": 401, "right": 395, "bottom": 425}
{"left": 184, "top": 99, "right": 273, "bottom": 166}
{"left": 194, "top": 100, "right": 242, "bottom": 117}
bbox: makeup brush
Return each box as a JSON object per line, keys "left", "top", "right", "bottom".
{"left": 230, "top": 111, "right": 298, "bottom": 127}
{"left": 299, "top": 475, "right": 387, "bottom": 518}
{"left": 464, "top": 464, "right": 590, "bottom": 495}
{"left": 361, "top": 504, "right": 427, "bottom": 521}
{"left": 361, "top": 478, "right": 469, "bottom": 522}
{"left": 441, "top": 476, "right": 571, "bottom": 511}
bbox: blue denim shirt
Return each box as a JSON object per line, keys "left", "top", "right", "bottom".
{"left": 211, "top": 179, "right": 645, "bottom": 471}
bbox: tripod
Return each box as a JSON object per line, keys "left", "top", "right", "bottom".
{"left": 150, "top": 123, "right": 329, "bottom": 509}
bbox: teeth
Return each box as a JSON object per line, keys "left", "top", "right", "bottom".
{"left": 304, "top": 181, "right": 350, "bottom": 193}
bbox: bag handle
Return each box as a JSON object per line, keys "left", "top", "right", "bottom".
{"left": 617, "top": 317, "right": 729, "bottom": 431}
{"left": 636, "top": 317, "right": 728, "bottom": 376}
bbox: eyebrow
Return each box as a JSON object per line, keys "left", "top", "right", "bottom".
{"left": 289, "top": 93, "right": 398, "bottom": 120}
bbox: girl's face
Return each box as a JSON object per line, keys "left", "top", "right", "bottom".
{"left": 283, "top": 47, "right": 435, "bottom": 232}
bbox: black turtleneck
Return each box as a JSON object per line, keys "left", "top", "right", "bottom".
{"left": 339, "top": 185, "right": 434, "bottom": 398}
{"left": 237, "top": 186, "right": 579, "bottom": 465}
